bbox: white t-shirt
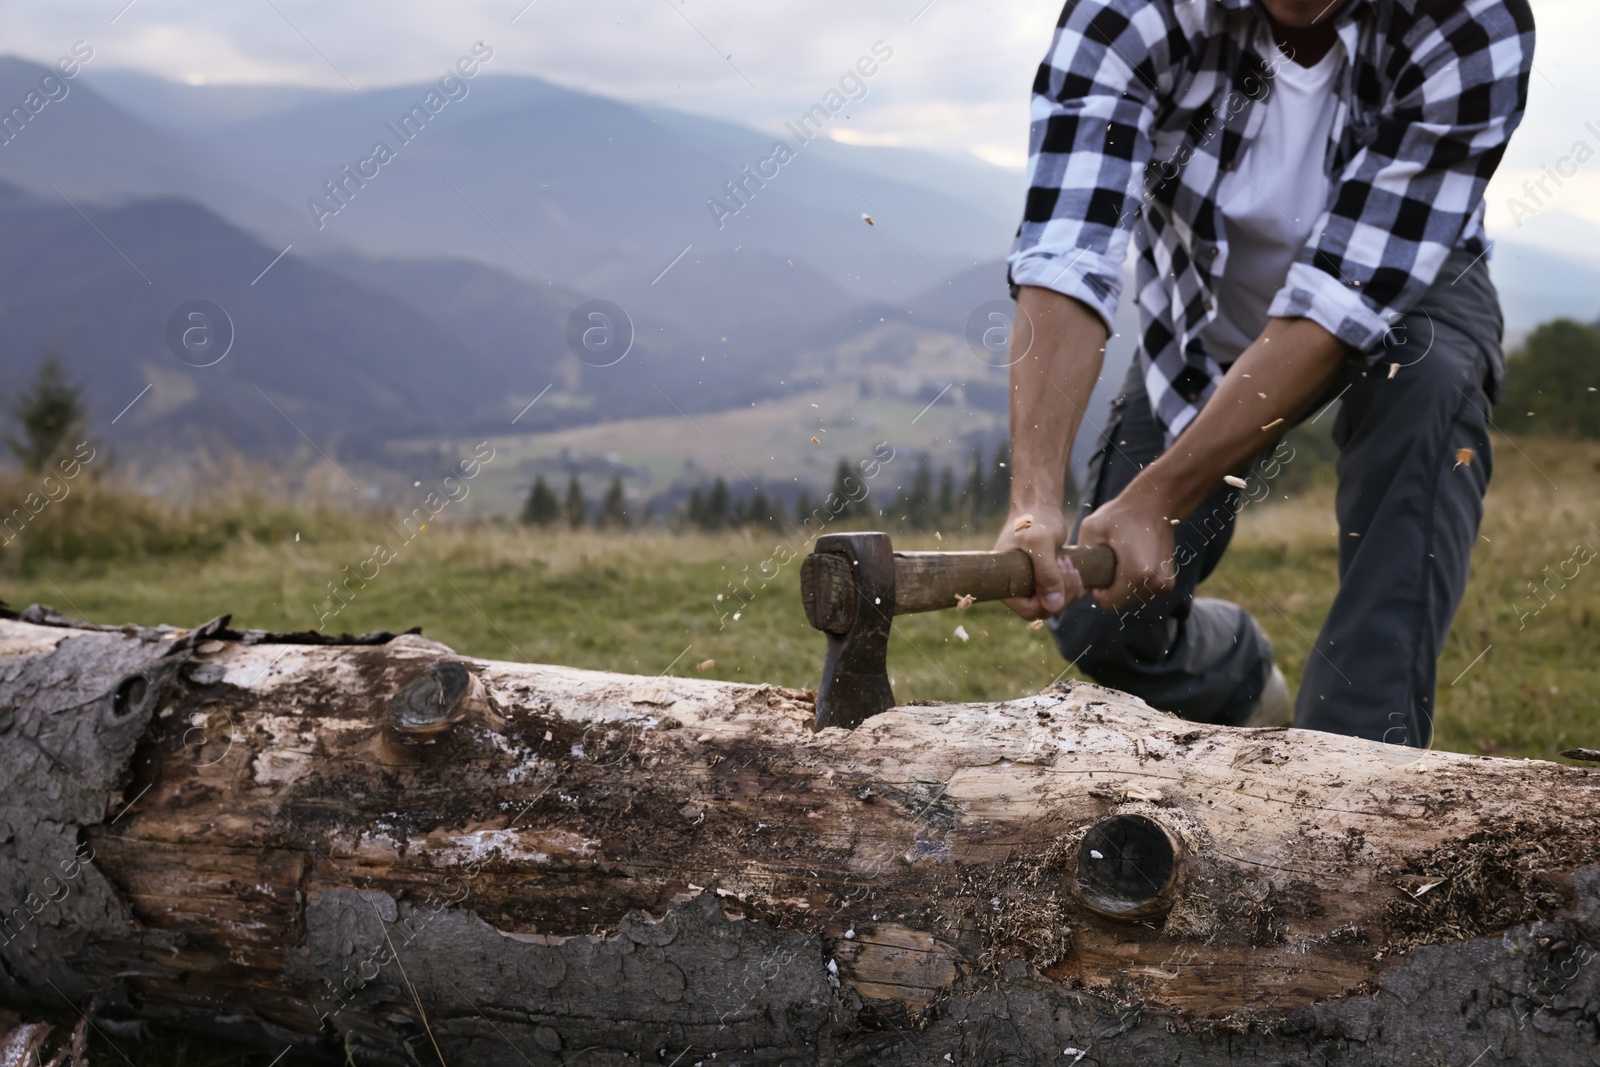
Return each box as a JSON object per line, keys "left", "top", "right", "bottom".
{"left": 1201, "top": 40, "right": 1344, "bottom": 365}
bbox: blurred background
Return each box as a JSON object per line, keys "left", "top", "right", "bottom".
{"left": 0, "top": 0, "right": 1597, "bottom": 753}
{"left": 0, "top": 0, "right": 1596, "bottom": 509}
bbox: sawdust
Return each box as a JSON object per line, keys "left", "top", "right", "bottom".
{"left": 1383, "top": 819, "right": 1600, "bottom": 950}
{"left": 955, "top": 832, "right": 1077, "bottom": 974}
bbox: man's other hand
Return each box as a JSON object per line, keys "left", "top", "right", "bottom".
{"left": 995, "top": 508, "right": 1086, "bottom": 620}
{"left": 1076, "top": 489, "right": 1177, "bottom": 613}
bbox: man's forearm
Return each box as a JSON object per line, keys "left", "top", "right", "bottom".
{"left": 1123, "top": 316, "right": 1348, "bottom": 519}
{"left": 1008, "top": 286, "right": 1110, "bottom": 514}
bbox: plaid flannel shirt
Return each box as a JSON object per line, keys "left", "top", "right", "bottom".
{"left": 1009, "top": 0, "right": 1534, "bottom": 443}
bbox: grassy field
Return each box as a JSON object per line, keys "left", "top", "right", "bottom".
{"left": 6, "top": 435, "right": 1598, "bottom": 759}
{"left": 4, "top": 433, "right": 1599, "bottom": 1062}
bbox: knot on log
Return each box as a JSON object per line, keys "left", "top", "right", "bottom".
{"left": 1071, "top": 813, "right": 1186, "bottom": 920}
{"left": 110, "top": 674, "right": 149, "bottom": 722}
{"left": 388, "top": 661, "right": 473, "bottom": 740}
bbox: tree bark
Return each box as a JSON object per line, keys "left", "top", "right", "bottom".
{"left": 1, "top": 610, "right": 1598, "bottom": 1065}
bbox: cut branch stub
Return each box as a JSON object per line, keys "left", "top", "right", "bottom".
{"left": 111, "top": 674, "right": 149, "bottom": 722}
{"left": 387, "top": 661, "right": 473, "bottom": 740}
{"left": 1072, "top": 813, "right": 1186, "bottom": 920}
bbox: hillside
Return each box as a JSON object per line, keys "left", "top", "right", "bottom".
{"left": 0, "top": 58, "right": 1596, "bottom": 500}
{"left": 80, "top": 65, "right": 1019, "bottom": 300}
{"left": 0, "top": 182, "right": 524, "bottom": 460}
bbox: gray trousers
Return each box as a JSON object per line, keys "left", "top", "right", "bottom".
{"left": 1050, "top": 248, "right": 1503, "bottom": 746}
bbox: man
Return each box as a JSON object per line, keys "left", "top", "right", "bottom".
{"left": 994, "top": 0, "right": 1533, "bottom": 745}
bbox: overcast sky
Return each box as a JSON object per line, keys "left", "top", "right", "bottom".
{"left": 4, "top": 0, "right": 1598, "bottom": 251}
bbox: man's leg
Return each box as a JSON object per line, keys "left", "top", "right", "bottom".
{"left": 1049, "top": 361, "right": 1275, "bottom": 725}
{"left": 1296, "top": 248, "right": 1503, "bottom": 745}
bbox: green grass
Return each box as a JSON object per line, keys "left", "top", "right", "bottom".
{"left": 6, "top": 438, "right": 1600, "bottom": 757}
{"left": 4, "top": 434, "right": 1600, "bottom": 1061}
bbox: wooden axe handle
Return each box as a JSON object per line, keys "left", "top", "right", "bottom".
{"left": 892, "top": 544, "right": 1116, "bottom": 616}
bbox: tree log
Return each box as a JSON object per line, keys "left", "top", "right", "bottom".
{"left": 1, "top": 610, "right": 1598, "bottom": 1065}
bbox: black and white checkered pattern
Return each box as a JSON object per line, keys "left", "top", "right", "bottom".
{"left": 1009, "top": 0, "right": 1534, "bottom": 443}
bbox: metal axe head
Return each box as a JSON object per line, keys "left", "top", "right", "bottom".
{"left": 800, "top": 532, "right": 896, "bottom": 731}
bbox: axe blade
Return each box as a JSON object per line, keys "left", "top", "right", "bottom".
{"left": 804, "top": 532, "right": 896, "bottom": 730}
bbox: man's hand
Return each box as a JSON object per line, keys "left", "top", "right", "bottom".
{"left": 994, "top": 507, "right": 1086, "bottom": 619}
{"left": 1076, "top": 485, "right": 1176, "bottom": 612}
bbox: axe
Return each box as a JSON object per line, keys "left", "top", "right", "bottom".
{"left": 799, "top": 531, "right": 1117, "bottom": 730}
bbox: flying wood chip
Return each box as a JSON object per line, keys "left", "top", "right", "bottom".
{"left": 954, "top": 593, "right": 976, "bottom": 611}
{"left": 861, "top": 213, "right": 874, "bottom": 225}
{"left": 1028, "top": 619, "right": 1046, "bottom": 630}
{"left": 1454, "top": 447, "right": 1475, "bottom": 469}
{"left": 696, "top": 659, "right": 715, "bottom": 672}
{"left": 1013, "top": 514, "right": 1035, "bottom": 533}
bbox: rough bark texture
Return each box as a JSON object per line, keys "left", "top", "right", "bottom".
{"left": 1, "top": 612, "right": 1598, "bottom": 1065}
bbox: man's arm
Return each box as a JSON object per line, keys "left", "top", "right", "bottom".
{"left": 998, "top": 0, "right": 1170, "bottom": 616}
{"left": 1078, "top": 317, "right": 1347, "bottom": 610}
{"left": 992, "top": 285, "right": 1108, "bottom": 620}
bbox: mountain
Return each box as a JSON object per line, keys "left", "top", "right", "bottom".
{"left": 0, "top": 57, "right": 301, "bottom": 245}
{"left": 20, "top": 61, "right": 1024, "bottom": 304}
{"left": 139, "top": 72, "right": 1018, "bottom": 302}
{"left": 77, "top": 68, "right": 341, "bottom": 134}
{"left": 10, "top": 58, "right": 1600, "bottom": 501}
{"left": 0, "top": 180, "right": 525, "bottom": 460}
{"left": 316, "top": 245, "right": 861, "bottom": 426}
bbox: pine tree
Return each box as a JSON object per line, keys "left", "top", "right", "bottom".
{"left": 703, "top": 478, "right": 731, "bottom": 531}
{"left": 905, "top": 457, "right": 934, "bottom": 530}
{"left": 962, "top": 445, "right": 986, "bottom": 528}
{"left": 830, "top": 461, "right": 857, "bottom": 520}
{"left": 986, "top": 443, "right": 1012, "bottom": 518}
{"left": 685, "top": 488, "right": 705, "bottom": 529}
{"left": 744, "top": 487, "right": 772, "bottom": 528}
{"left": 562, "top": 475, "right": 587, "bottom": 529}
{"left": 7, "top": 352, "right": 85, "bottom": 473}
{"left": 599, "top": 475, "right": 628, "bottom": 529}
{"left": 794, "top": 489, "right": 816, "bottom": 528}
{"left": 936, "top": 466, "right": 955, "bottom": 524}
{"left": 520, "top": 476, "right": 559, "bottom": 527}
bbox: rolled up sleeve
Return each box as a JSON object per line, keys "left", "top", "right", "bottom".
{"left": 1008, "top": 0, "right": 1170, "bottom": 334}
{"left": 1268, "top": 260, "right": 1391, "bottom": 351}
{"left": 1280, "top": 0, "right": 1533, "bottom": 355}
